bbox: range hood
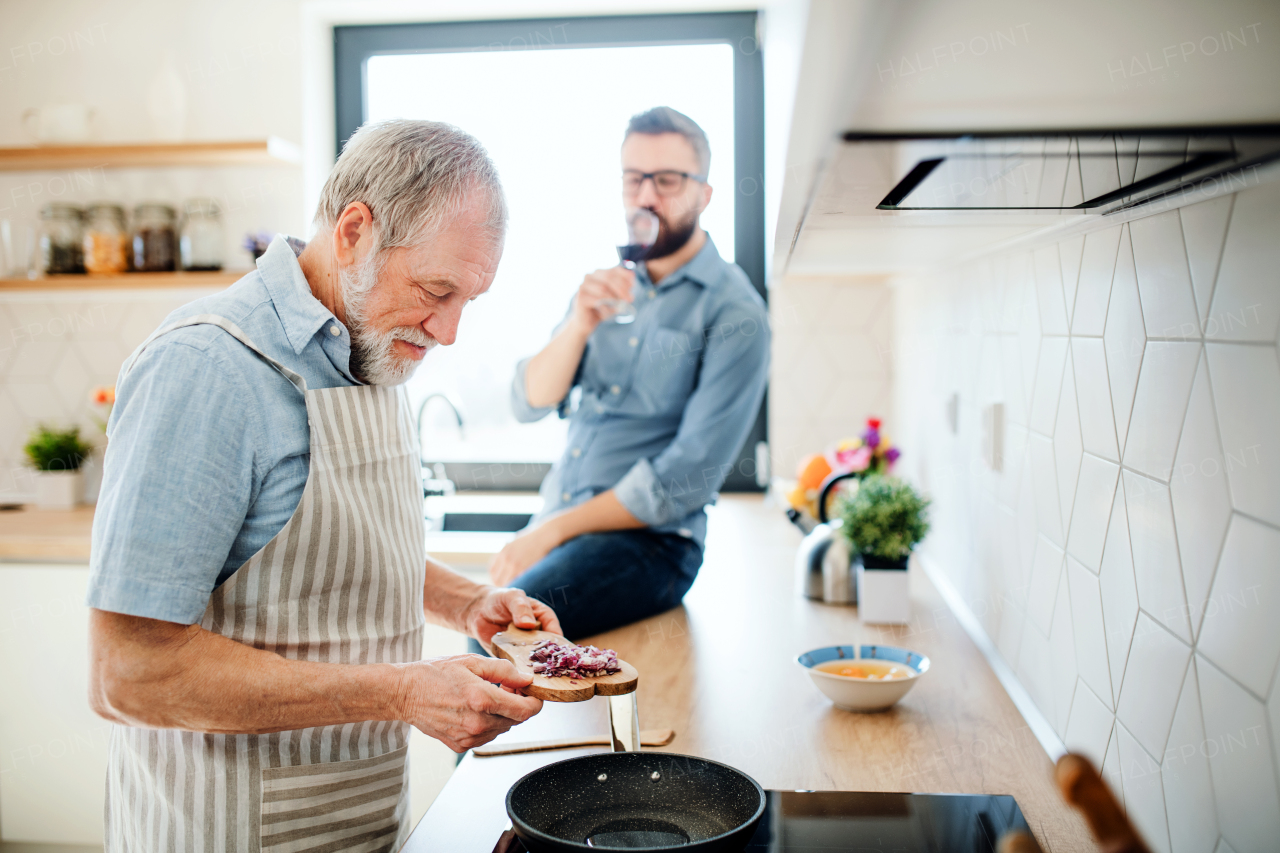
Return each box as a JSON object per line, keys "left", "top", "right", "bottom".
{"left": 848, "top": 125, "right": 1280, "bottom": 213}
{"left": 783, "top": 125, "right": 1280, "bottom": 275}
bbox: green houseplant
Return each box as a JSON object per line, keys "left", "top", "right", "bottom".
{"left": 836, "top": 474, "right": 931, "bottom": 568}
{"left": 24, "top": 424, "right": 95, "bottom": 509}
{"left": 836, "top": 475, "right": 929, "bottom": 625}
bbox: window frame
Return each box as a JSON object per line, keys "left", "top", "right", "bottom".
{"left": 333, "top": 12, "right": 767, "bottom": 491}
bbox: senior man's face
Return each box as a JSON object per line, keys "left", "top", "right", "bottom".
{"left": 343, "top": 200, "right": 501, "bottom": 385}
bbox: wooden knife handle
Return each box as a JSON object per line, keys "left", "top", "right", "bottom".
{"left": 1056, "top": 753, "right": 1151, "bottom": 853}
{"left": 474, "top": 728, "right": 676, "bottom": 757}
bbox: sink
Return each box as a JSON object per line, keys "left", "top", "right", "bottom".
{"left": 440, "top": 512, "right": 532, "bottom": 532}
{"left": 424, "top": 493, "right": 543, "bottom": 571}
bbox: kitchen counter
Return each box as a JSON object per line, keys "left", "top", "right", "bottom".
{"left": 403, "top": 495, "right": 1095, "bottom": 852}
{"left": 0, "top": 505, "right": 95, "bottom": 561}
{"left": 0, "top": 497, "right": 529, "bottom": 568}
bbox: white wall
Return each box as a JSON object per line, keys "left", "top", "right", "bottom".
{"left": 768, "top": 274, "right": 894, "bottom": 480}
{"left": 894, "top": 171, "right": 1280, "bottom": 853}
{"left": 0, "top": 0, "right": 310, "bottom": 500}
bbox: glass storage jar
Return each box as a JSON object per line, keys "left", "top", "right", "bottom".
{"left": 39, "top": 203, "right": 85, "bottom": 274}
{"left": 132, "top": 202, "right": 177, "bottom": 272}
{"left": 180, "top": 198, "right": 224, "bottom": 271}
{"left": 83, "top": 203, "right": 129, "bottom": 274}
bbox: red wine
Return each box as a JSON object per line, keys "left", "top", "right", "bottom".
{"left": 616, "top": 243, "right": 649, "bottom": 264}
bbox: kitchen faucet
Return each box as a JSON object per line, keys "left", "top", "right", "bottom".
{"left": 416, "top": 392, "right": 465, "bottom": 496}
{"left": 416, "top": 392, "right": 465, "bottom": 444}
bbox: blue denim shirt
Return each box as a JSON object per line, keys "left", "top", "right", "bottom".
{"left": 512, "top": 235, "right": 770, "bottom": 548}
{"left": 86, "top": 236, "right": 359, "bottom": 624}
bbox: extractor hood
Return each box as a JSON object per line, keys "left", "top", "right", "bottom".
{"left": 848, "top": 125, "right": 1280, "bottom": 213}
{"left": 783, "top": 125, "right": 1280, "bottom": 276}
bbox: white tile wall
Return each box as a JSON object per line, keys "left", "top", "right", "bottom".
{"left": 1163, "top": 659, "right": 1218, "bottom": 853}
{"left": 0, "top": 291, "right": 221, "bottom": 501}
{"left": 1204, "top": 343, "right": 1280, "bottom": 528}
{"left": 1206, "top": 184, "right": 1280, "bottom": 343}
{"left": 1067, "top": 556, "right": 1114, "bottom": 706}
{"left": 1197, "top": 657, "right": 1280, "bottom": 852}
{"left": 1066, "top": 452, "right": 1118, "bottom": 572}
{"left": 1072, "top": 338, "right": 1119, "bottom": 461}
{"left": 894, "top": 176, "right": 1280, "bottom": 852}
{"left": 1064, "top": 679, "right": 1113, "bottom": 765}
{"left": 767, "top": 276, "right": 894, "bottom": 480}
{"left": 1072, "top": 225, "right": 1122, "bottom": 336}
{"left": 1129, "top": 210, "right": 1200, "bottom": 339}
{"left": 1104, "top": 227, "right": 1146, "bottom": 450}
{"left": 1125, "top": 470, "right": 1192, "bottom": 643}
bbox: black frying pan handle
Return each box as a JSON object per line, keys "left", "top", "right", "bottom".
{"left": 817, "top": 471, "right": 862, "bottom": 524}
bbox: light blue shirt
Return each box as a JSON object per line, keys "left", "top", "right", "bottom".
{"left": 512, "top": 235, "right": 770, "bottom": 548}
{"left": 87, "top": 236, "right": 359, "bottom": 625}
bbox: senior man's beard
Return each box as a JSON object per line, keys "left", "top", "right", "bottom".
{"left": 342, "top": 255, "right": 437, "bottom": 386}
{"left": 642, "top": 206, "right": 699, "bottom": 261}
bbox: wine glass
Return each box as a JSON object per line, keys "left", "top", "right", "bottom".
{"left": 600, "top": 208, "right": 659, "bottom": 325}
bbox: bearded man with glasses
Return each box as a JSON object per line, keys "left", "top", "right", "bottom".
{"left": 494, "top": 106, "right": 771, "bottom": 640}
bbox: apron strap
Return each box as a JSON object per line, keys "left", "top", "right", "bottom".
{"left": 121, "top": 313, "right": 309, "bottom": 394}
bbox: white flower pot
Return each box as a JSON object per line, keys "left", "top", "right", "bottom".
{"left": 33, "top": 470, "right": 83, "bottom": 510}
{"left": 855, "top": 554, "right": 912, "bottom": 624}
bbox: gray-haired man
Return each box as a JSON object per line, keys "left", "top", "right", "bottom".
{"left": 86, "top": 120, "right": 558, "bottom": 852}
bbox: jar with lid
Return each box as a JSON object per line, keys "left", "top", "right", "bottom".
{"left": 180, "top": 198, "right": 224, "bottom": 271}
{"left": 83, "top": 203, "right": 129, "bottom": 274}
{"left": 132, "top": 202, "right": 177, "bottom": 272}
{"left": 39, "top": 203, "right": 85, "bottom": 274}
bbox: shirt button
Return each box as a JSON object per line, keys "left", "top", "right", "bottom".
{"left": 561, "top": 492, "right": 571, "bottom": 502}
{"left": 629, "top": 337, "right": 638, "bottom": 347}
{"left": 329, "top": 325, "right": 341, "bottom": 336}
{"left": 571, "top": 447, "right": 582, "bottom": 457}
{"left": 647, "top": 291, "right": 655, "bottom": 299}
{"left": 611, "top": 385, "right": 620, "bottom": 394}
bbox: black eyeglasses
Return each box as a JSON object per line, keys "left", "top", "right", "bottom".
{"left": 622, "top": 170, "right": 707, "bottom": 197}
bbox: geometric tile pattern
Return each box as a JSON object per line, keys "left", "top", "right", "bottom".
{"left": 768, "top": 276, "right": 894, "bottom": 479}
{"left": 894, "top": 176, "right": 1280, "bottom": 852}
{"left": 0, "top": 292, "right": 216, "bottom": 501}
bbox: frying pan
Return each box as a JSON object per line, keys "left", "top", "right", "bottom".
{"left": 506, "top": 752, "right": 765, "bottom": 852}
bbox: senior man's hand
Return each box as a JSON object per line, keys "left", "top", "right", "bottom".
{"left": 393, "top": 655, "right": 543, "bottom": 752}
{"left": 463, "top": 584, "right": 563, "bottom": 648}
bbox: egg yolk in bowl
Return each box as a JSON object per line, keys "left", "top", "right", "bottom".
{"left": 815, "top": 660, "right": 913, "bottom": 680}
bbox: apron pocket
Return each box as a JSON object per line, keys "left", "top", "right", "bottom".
{"left": 260, "top": 746, "right": 408, "bottom": 853}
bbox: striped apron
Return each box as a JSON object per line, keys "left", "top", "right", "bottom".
{"left": 106, "top": 314, "right": 426, "bottom": 853}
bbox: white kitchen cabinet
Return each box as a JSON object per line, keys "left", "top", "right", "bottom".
{"left": 0, "top": 563, "right": 105, "bottom": 847}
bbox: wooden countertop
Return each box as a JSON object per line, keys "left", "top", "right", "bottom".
{"left": 403, "top": 495, "right": 1095, "bottom": 852}
{"left": 0, "top": 505, "right": 94, "bottom": 561}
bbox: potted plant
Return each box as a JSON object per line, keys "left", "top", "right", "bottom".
{"left": 24, "top": 424, "right": 95, "bottom": 510}
{"left": 836, "top": 475, "right": 930, "bottom": 624}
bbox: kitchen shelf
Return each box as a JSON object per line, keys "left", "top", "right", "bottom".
{"left": 0, "top": 137, "right": 301, "bottom": 171}
{"left": 0, "top": 270, "right": 244, "bottom": 292}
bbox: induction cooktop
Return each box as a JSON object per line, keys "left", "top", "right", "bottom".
{"left": 496, "top": 789, "right": 1044, "bottom": 852}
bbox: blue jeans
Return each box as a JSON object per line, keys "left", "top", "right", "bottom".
{"left": 471, "top": 528, "right": 703, "bottom": 646}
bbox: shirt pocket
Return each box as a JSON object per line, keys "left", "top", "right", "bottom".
{"left": 260, "top": 745, "right": 407, "bottom": 853}
{"left": 635, "top": 326, "right": 702, "bottom": 415}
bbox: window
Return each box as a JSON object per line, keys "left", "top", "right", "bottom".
{"left": 335, "top": 14, "right": 765, "bottom": 487}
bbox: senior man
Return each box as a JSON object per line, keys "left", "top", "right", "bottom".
{"left": 86, "top": 120, "right": 557, "bottom": 852}
{"left": 489, "top": 107, "right": 770, "bottom": 639}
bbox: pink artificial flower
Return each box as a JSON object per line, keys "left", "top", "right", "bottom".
{"left": 847, "top": 445, "right": 873, "bottom": 472}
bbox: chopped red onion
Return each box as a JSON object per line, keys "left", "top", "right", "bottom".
{"left": 529, "top": 639, "right": 622, "bottom": 679}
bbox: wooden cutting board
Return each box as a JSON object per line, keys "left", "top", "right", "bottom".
{"left": 492, "top": 624, "right": 638, "bottom": 702}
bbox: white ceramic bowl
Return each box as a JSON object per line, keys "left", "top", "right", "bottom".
{"left": 796, "top": 644, "right": 930, "bottom": 712}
